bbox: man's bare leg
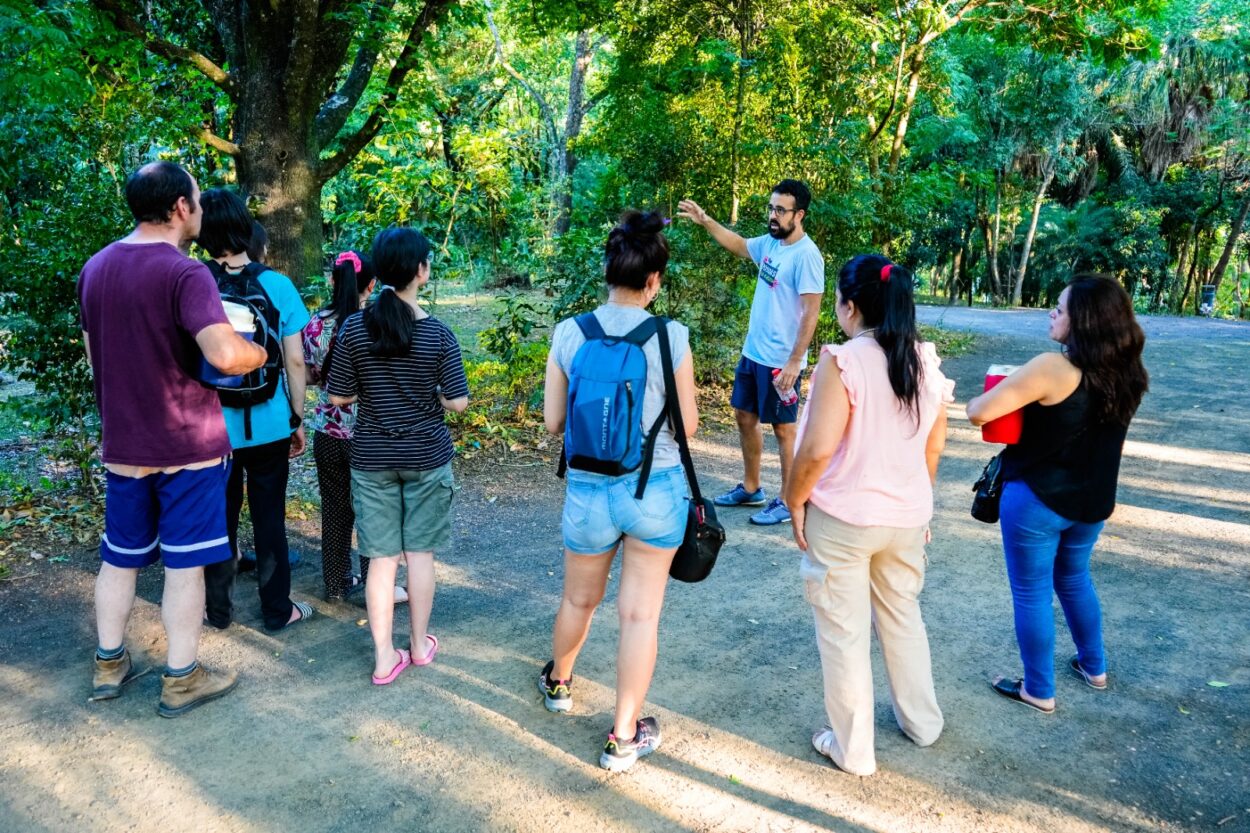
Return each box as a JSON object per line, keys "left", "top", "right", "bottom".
{"left": 736, "top": 408, "right": 764, "bottom": 493}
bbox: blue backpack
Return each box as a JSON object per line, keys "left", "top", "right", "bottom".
{"left": 559, "top": 313, "right": 668, "bottom": 496}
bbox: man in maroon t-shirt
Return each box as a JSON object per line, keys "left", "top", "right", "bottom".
{"left": 79, "top": 161, "right": 266, "bottom": 717}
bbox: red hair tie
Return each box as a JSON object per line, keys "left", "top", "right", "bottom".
{"left": 335, "top": 251, "right": 362, "bottom": 273}
{"left": 880, "top": 264, "right": 892, "bottom": 282}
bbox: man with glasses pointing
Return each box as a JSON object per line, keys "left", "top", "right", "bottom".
{"left": 678, "top": 180, "right": 825, "bottom": 526}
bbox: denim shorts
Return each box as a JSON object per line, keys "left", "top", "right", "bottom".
{"left": 562, "top": 465, "right": 689, "bottom": 554}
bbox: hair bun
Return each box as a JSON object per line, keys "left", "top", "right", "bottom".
{"left": 618, "top": 210, "right": 667, "bottom": 238}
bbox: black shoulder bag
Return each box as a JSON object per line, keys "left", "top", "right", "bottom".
{"left": 654, "top": 318, "right": 726, "bottom": 582}
{"left": 971, "top": 421, "right": 1090, "bottom": 524}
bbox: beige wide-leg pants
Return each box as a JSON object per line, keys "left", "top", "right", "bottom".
{"left": 800, "top": 504, "right": 943, "bottom": 776}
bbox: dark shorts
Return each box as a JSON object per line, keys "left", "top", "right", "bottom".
{"left": 101, "top": 461, "right": 233, "bottom": 569}
{"left": 730, "top": 356, "right": 803, "bottom": 425}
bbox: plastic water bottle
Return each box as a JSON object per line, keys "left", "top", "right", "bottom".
{"left": 771, "top": 369, "right": 799, "bottom": 406}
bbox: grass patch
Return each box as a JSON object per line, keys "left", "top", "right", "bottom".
{"left": 920, "top": 324, "right": 977, "bottom": 357}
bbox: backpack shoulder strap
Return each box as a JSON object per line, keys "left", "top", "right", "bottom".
{"left": 622, "top": 316, "right": 659, "bottom": 346}
{"left": 636, "top": 316, "right": 703, "bottom": 503}
{"left": 574, "top": 312, "right": 605, "bottom": 341}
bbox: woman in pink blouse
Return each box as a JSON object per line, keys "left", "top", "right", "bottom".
{"left": 784, "top": 254, "right": 953, "bottom": 776}
{"left": 303, "top": 251, "right": 405, "bottom": 604}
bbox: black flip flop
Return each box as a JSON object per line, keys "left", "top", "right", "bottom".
{"left": 1067, "top": 656, "right": 1108, "bottom": 690}
{"left": 990, "top": 678, "right": 1055, "bottom": 714}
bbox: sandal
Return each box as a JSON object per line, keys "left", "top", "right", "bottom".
{"left": 990, "top": 678, "right": 1055, "bottom": 714}
{"left": 372, "top": 647, "right": 412, "bottom": 685}
{"left": 1068, "top": 656, "right": 1108, "bottom": 690}
{"left": 267, "top": 600, "right": 313, "bottom": 632}
{"left": 411, "top": 634, "right": 439, "bottom": 667}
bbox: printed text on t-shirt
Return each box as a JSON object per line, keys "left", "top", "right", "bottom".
{"left": 759, "top": 256, "right": 780, "bottom": 288}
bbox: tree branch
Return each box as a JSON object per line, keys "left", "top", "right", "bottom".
{"left": 485, "top": 0, "right": 558, "bottom": 149}
{"left": 89, "top": 0, "right": 235, "bottom": 96}
{"left": 196, "top": 126, "right": 242, "bottom": 157}
{"left": 316, "top": 0, "right": 454, "bottom": 182}
{"left": 314, "top": 0, "right": 398, "bottom": 148}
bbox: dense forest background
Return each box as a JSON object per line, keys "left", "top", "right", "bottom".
{"left": 0, "top": 0, "right": 1248, "bottom": 449}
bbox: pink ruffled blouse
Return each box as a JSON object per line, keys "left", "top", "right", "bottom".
{"left": 797, "top": 338, "right": 955, "bottom": 528}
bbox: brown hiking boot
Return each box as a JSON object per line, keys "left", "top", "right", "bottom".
{"left": 90, "top": 649, "right": 150, "bottom": 702}
{"left": 157, "top": 665, "right": 239, "bottom": 718}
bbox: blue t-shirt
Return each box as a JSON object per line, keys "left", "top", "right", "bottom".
{"left": 741, "top": 234, "right": 825, "bottom": 368}
{"left": 223, "top": 269, "right": 311, "bottom": 449}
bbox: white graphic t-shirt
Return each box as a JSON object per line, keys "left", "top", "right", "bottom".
{"left": 742, "top": 234, "right": 825, "bottom": 368}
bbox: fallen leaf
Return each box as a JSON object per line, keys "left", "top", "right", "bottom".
{"left": 1179, "top": 705, "right": 1191, "bottom": 714}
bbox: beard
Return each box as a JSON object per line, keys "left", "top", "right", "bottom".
{"left": 768, "top": 219, "right": 795, "bottom": 239}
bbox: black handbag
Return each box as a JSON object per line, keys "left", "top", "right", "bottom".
{"left": 970, "top": 453, "right": 1004, "bottom": 523}
{"left": 654, "top": 319, "right": 726, "bottom": 582}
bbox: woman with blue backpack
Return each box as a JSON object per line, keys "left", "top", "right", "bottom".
{"left": 326, "top": 227, "right": 468, "bottom": 685}
{"left": 540, "top": 211, "right": 699, "bottom": 772}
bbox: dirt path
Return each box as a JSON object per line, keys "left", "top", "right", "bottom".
{"left": 2, "top": 308, "right": 1248, "bottom": 833}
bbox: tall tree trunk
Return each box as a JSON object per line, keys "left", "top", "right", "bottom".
{"left": 92, "top": 0, "right": 454, "bottom": 284}
{"left": 554, "top": 31, "right": 596, "bottom": 236}
{"left": 886, "top": 47, "right": 927, "bottom": 179}
{"left": 729, "top": 23, "right": 752, "bottom": 226}
{"left": 1013, "top": 166, "right": 1053, "bottom": 306}
{"left": 1210, "top": 189, "right": 1250, "bottom": 292}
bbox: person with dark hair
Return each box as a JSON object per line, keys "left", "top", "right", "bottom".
{"left": 967, "top": 275, "right": 1149, "bottom": 714}
{"left": 80, "top": 162, "right": 265, "bottom": 716}
{"left": 246, "top": 221, "right": 268, "bottom": 263}
{"left": 197, "top": 188, "right": 315, "bottom": 633}
{"left": 783, "top": 254, "right": 952, "bottom": 775}
{"left": 540, "top": 210, "right": 699, "bottom": 772}
{"left": 303, "top": 251, "right": 409, "bottom": 604}
{"left": 123, "top": 161, "right": 196, "bottom": 225}
{"left": 326, "top": 227, "right": 469, "bottom": 685}
{"left": 678, "top": 179, "right": 824, "bottom": 526}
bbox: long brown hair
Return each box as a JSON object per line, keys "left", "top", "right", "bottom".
{"left": 1063, "top": 275, "right": 1149, "bottom": 426}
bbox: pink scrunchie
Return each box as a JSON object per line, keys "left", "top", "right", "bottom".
{"left": 335, "top": 251, "right": 362, "bottom": 273}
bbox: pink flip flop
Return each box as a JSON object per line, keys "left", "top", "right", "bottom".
{"left": 371, "top": 647, "right": 412, "bottom": 686}
{"left": 411, "top": 634, "right": 439, "bottom": 667}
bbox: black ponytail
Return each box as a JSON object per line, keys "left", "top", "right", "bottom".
{"left": 365, "top": 227, "right": 430, "bottom": 357}
{"left": 323, "top": 251, "right": 375, "bottom": 326}
{"left": 837, "top": 254, "right": 923, "bottom": 422}
{"left": 319, "top": 251, "right": 375, "bottom": 383}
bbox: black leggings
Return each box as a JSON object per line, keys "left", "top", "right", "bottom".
{"left": 313, "top": 431, "right": 367, "bottom": 597}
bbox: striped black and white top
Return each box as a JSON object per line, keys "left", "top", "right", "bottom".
{"left": 326, "top": 311, "right": 469, "bottom": 471}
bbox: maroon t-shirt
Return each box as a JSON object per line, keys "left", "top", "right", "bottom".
{"left": 79, "top": 241, "right": 232, "bottom": 466}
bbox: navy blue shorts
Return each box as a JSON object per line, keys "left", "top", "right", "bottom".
{"left": 730, "top": 356, "right": 803, "bottom": 425}
{"left": 101, "top": 461, "right": 233, "bottom": 569}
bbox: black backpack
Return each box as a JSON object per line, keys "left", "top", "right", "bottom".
{"left": 205, "top": 260, "right": 284, "bottom": 439}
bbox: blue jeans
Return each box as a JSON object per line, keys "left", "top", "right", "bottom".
{"left": 999, "top": 480, "right": 1106, "bottom": 699}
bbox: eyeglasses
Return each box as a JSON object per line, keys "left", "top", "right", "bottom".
{"left": 766, "top": 205, "right": 798, "bottom": 217}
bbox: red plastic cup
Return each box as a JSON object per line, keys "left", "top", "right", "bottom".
{"left": 981, "top": 364, "right": 1023, "bottom": 444}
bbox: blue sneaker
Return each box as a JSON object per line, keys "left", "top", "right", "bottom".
{"left": 749, "top": 498, "right": 792, "bottom": 526}
{"left": 714, "top": 483, "right": 767, "bottom": 507}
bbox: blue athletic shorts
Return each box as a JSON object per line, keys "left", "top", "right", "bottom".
{"left": 730, "top": 355, "right": 803, "bottom": 425}
{"left": 562, "top": 466, "right": 689, "bottom": 555}
{"left": 101, "top": 461, "right": 233, "bottom": 569}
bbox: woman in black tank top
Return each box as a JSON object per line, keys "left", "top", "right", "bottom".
{"left": 967, "top": 276, "right": 1148, "bottom": 714}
